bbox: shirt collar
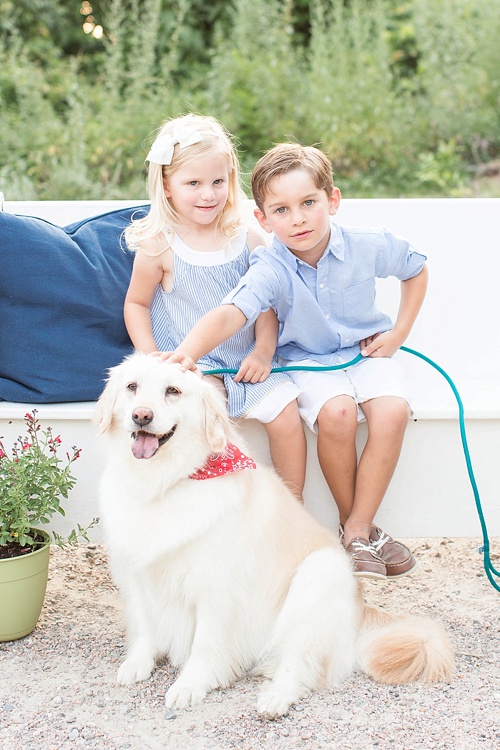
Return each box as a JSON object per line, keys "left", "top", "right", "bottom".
{"left": 270, "top": 218, "right": 345, "bottom": 268}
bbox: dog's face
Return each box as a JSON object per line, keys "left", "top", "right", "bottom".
{"left": 96, "top": 353, "right": 230, "bottom": 460}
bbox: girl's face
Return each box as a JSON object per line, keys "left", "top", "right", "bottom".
{"left": 164, "top": 152, "right": 230, "bottom": 229}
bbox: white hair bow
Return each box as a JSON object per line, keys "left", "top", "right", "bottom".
{"left": 146, "top": 116, "right": 203, "bottom": 165}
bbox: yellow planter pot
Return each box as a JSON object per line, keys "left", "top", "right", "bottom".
{"left": 0, "top": 530, "right": 50, "bottom": 642}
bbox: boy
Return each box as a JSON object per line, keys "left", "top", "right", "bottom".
{"left": 165, "top": 143, "right": 428, "bottom": 580}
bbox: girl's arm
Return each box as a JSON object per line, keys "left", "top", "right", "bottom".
{"left": 124, "top": 245, "right": 166, "bottom": 353}
{"left": 361, "top": 264, "right": 429, "bottom": 358}
{"left": 162, "top": 304, "right": 247, "bottom": 372}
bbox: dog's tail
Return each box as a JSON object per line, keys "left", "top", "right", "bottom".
{"left": 357, "top": 606, "right": 454, "bottom": 684}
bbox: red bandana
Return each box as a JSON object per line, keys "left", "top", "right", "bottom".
{"left": 189, "top": 442, "right": 257, "bottom": 481}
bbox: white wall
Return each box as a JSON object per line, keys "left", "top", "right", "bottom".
{"left": 2, "top": 198, "right": 499, "bottom": 539}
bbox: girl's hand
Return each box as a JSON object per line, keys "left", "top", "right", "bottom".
{"left": 159, "top": 350, "right": 201, "bottom": 375}
{"left": 234, "top": 351, "right": 272, "bottom": 383}
{"left": 360, "top": 330, "right": 402, "bottom": 358}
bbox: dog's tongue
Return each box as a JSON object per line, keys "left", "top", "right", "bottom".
{"left": 132, "top": 432, "right": 159, "bottom": 459}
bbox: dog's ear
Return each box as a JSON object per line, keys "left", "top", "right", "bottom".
{"left": 94, "top": 367, "right": 121, "bottom": 434}
{"left": 201, "top": 380, "right": 232, "bottom": 453}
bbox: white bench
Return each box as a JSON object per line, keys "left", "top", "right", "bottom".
{"left": 1, "top": 198, "right": 499, "bottom": 539}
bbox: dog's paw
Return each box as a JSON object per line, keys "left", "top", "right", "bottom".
{"left": 117, "top": 656, "right": 155, "bottom": 685}
{"left": 257, "top": 684, "right": 294, "bottom": 719}
{"left": 165, "top": 679, "right": 208, "bottom": 710}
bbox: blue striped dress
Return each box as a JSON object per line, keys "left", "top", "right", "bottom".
{"left": 150, "top": 227, "right": 296, "bottom": 419}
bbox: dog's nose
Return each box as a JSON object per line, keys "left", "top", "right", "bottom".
{"left": 132, "top": 407, "right": 154, "bottom": 427}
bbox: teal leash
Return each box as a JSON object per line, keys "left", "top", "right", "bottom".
{"left": 202, "top": 346, "right": 499, "bottom": 592}
{"left": 203, "top": 352, "right": 364, "bottom": 376}
{"left": 399, "top": 346, "right": 499, "bottom": 592}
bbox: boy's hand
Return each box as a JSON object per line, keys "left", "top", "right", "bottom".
{"left": 234, "top": 351, "right": 272, "bottom": 383}
{"left": 360, "top": 330, "right": 402, "bottom": 358}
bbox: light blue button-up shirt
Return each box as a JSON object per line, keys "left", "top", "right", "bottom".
{"left": 223, "top": 219, "right": 427, "bottom": 364}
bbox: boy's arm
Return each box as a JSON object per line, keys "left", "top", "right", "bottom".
{"left": 162, "top": 304, "right": 247, "bottom": 371}
{"left": 234, "top": 308, "right": 278, "bottom": 383}
{"left": 235, "top": 233, "right": 278, "bottom": 381}
{"left": 361, "top": 264, "right": 428, "bottom": 358}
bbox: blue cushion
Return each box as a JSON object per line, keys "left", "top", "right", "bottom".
{"left": 0, "top": 205, "right": 149, "bottom": 402}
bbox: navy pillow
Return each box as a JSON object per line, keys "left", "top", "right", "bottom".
{"left": 0, "top": 205, "right": 149, "bottom": 403}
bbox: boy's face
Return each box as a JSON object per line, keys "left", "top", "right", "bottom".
{"left": 254, "top": 169, "right": 340, "bottom": 267}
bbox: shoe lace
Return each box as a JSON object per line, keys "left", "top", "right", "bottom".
{"left": 370, "top": 529, "right": 391, "bottom": 552}
{"left": 350, "top": 539, "right": 380, "bottom": 560}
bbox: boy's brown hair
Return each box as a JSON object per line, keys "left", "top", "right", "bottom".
{"left": 251, "top": 143, "right": 334, "bottom": 211}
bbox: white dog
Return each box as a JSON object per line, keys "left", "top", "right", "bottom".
{"left": 96, "top": 353, "right": 454, "bottom": 718}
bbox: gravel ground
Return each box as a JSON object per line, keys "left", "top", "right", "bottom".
{"left": 1, "top": 537, "right": 499, "bottom": 750}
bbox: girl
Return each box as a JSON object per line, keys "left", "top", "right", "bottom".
{"left": 124, "top": 114, "right": 305, "bottom": 498}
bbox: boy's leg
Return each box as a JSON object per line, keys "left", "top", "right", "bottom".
{"left": 291, "top": 359, "right": 415, "bottom": 578}
{"left": 288, "top": 365, "right": 360, "bottom": 512}
{"left": 343, "top": 395, "right": 409, "bottom": 546}
{"left": 263, "top": 400, "right": 307, "bottom": 501}
{"left": 316, "top": 395, "right": 358, "bottom": 524}
{"left": 351, "top": 395, "right": 416, "bottom": 577}
{"left": 316, "top": 395, "right": 386, "bottom": 578}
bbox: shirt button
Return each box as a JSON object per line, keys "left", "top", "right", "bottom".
{"left": 319, "top": 283, "right": 325, "bottom": 289}
{"left": 325, "top": 313, "right": 331, "bottom": 320}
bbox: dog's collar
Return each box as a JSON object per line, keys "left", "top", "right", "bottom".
{"left": 189, "top": 442, "right": 256, "bottom": 481}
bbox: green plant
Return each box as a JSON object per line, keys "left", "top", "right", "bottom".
{"left": 0, "top": 410, "right": 98, "bottom": 555}
{"left": 1, "top": 0, "right": 499, "bottom": 199}
{"left": 416, "top": 138, "right": 468, "bottom": 194}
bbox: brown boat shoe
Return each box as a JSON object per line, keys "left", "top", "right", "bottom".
{"left": 341, "top": 536, "right": 386, "bottom": 580}
{"left": 369, "top": 526, "right": 417, "bottom": 578}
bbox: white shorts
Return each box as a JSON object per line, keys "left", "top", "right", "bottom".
{"left": 288, "top": 357, "right": 412, "bottom": 433}
{"left": 206, "top": 375, "right": 301, "bottom": 424}
{"left": 245, "top": 381, "right": 301, "bottom": 424}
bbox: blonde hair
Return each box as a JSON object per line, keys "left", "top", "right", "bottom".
{"left": 125, "top": 114, "right": 246, "bottom": 253}
{"left": 252, "top": 143, "right": 334, "bottom": 211}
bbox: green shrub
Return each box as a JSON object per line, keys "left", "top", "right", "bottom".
{"left": 0, "top": 0, "right": 498, "bottom": 199}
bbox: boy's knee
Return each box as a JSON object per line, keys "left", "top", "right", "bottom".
{"left": 364, "top": 396, "right": 409, "bottom": 434}
{"left": 317, "top": 397, "right": 357, "bottom": 435}
{"left": 382, "top": 397, "right": 410, "bottom": 426}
